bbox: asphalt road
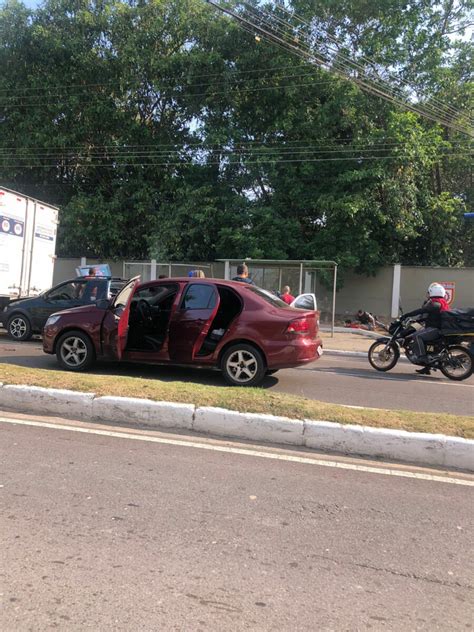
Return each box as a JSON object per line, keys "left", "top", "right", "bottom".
{"left": 1, "top": 336, "right": 473, "bottom": 416}
{"left": 1, "top": 413, "right": 473, "bottom": 631}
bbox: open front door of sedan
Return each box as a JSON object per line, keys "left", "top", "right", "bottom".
{"left": 168, "top": 283, "right": 220, "bottom": 363}
{"left": 100, "top": 276, "right": 140, "bottom": 360}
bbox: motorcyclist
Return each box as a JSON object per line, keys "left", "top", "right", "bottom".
{"left": 401, "top": 283, "right": 450, "bottom": 375}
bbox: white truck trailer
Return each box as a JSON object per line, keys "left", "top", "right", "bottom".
{"left": 0, "top": 187, "right": 59, "bottom": 309}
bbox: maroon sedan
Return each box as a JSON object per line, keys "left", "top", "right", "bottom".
{"left": 43, "top": 277, "right": 323, "bottom": 386}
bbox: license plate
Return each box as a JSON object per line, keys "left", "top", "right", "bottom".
{"left": 317, "top": 345, "right": 323, "bottom": 356}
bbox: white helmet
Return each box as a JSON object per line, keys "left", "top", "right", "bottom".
{"left": 428, "top": 283, "right": 446, "bottom": 298}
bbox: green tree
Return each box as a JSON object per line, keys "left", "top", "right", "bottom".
{"left": 0, "top": 0, "right": 471, "bottom": 272}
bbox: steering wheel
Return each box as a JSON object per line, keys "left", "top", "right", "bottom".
{"left": 136, "top": 299, "right": 153, "bottom": 324}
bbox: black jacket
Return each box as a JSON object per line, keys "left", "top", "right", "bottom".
{"left": 232, "top": 276, "right": 255, "bottom": 285}
{"left": 404, "top": 300, "right": 443, "bottom": 329}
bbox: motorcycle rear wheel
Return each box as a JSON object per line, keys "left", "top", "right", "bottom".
{"left": 368, "top": 341, "right": 400, "bottom": 372}
{"left": 439, "top": 345, "right": 473, "bottom": 381}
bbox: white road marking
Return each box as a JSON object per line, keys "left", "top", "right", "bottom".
{"left": 297, "top": 366, "right": 474, "bottom": 387}
{"left": 0, "top": 415, "right": 472, "bottom": 487}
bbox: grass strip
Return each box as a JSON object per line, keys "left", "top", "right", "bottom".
{"left": 0, "top": 364, "right": 472, "bottom": 439}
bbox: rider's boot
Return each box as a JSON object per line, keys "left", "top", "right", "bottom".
{"left": 416, "top": 366, "right": 432, "bottom": 375}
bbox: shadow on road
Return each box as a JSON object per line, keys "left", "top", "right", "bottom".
{"left": 0, "top": 350, "right": 279, "bottom": 389}
{"left": 305, "top": 363, "right": 449, "bottom": 382}
{"left": 92, "top": 362, "right": 278, "bottom": 389}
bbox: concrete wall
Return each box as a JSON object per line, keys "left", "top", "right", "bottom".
{"left": 334, "top": 268, "right": 394, "bottom": 320}
{"left": 400, "top": 266, "right": 474, "bottom": 312}
{"left": 334, "top": 266, "right": 473, "bottom": 321}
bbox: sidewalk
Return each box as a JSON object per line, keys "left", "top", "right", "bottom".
{"left": 321, "top": 330, "right": 378, "bottom": 353}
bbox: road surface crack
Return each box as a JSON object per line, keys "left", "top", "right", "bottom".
{"left": 311, "top": 554, "right": 473, "bottom": 590}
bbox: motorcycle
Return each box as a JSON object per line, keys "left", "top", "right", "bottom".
{"left": 368, "top": 316, "right": 473, "bottom": 381}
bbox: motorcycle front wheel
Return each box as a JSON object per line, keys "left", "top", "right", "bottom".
{"left": 439, "top": 345, "right": 473, "bottom": 381}
{"left": 368, "top": 341, "right": 400, "bottom": 372}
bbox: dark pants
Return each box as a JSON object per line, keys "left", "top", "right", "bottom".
{"left": 410, "top": 327, "right": 440, "bottom": 359}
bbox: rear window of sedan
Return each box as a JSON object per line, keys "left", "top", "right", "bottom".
{"left": 245, "top": 286, "right": 288, "bottom": 308}
{"left": 182, "top": 283, "right": 217, "bottom": 309}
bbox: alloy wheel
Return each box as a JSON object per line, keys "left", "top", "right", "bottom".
{"left": 225, "top": 349, "right": 259, "bottom": 384}
{"left": 60, "top": 336, "right": 88, "bottom": 368}
{"left": 9, "top": 317, "right": 27, "bottom": 339}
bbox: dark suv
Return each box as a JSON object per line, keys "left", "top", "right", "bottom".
{"left": 1, "top": 277, "right": 126, "bottom": 341}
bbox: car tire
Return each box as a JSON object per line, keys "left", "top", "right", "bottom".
{"left": 7, "top": 313, "right": 32, "bottom": 341}
{"left": 221, "top": 343, "right": 266, "bottom": 387}
{"left": 56, "top": 330, "right": 95, "bottom": 372}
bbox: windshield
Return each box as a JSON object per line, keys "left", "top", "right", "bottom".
{"left": 246, "top": 286, "right": 288, "bottom": 308}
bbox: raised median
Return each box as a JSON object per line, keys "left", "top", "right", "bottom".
{"left": 0, "top": 364, "right": 472, "bottom": 439}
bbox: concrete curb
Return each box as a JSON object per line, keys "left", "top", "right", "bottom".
{"left": 324, "top": 348, "right": 409, "bottom": 363}
{"left": 321, "top": 326, "right": 381, "bottom": 338}
{"left": 0, "top": 384, "right": 95, "bottom": 418}
{"left": 92, "top": 396, "right": 194, "bottom": 430}
{"left": 194, "top": 406, "right": 303, "bottom": 445}
{"left": 325, "top": 349, "right": 369, "bottom": 358}
{"left": 0, "top": 384, "right": 472, "bottom": 472}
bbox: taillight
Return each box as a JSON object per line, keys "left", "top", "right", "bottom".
{"left": 286, "top": 317, "right": 310, "bottom": 334}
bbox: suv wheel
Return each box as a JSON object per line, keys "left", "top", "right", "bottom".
{"left": 56, "top": 331, "right": 95, "bottom": 371}
{"left": 221, "top": 343, "right": 266, "bottom": 387}
{"left": 7, "top": 314, "right": 32, "bottom": 341}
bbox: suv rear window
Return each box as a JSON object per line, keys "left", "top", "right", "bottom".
{"left": 246, "top": 286, "right": 288, "bottom": 308}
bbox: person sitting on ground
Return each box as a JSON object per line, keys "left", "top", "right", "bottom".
{"left": 232, "top": 263, "right": 255, "bottom": 285}
{"left": 281, "top": 285, "right": 295, "bottom": 305}
{"left": 344, "top": 319, "right": 368, "bottom": 330}
{"left": 356, "top": 309, "right": 377, "bottom": 330}
{"left": 402, "top": 283, "right": 450, "bottom": 375}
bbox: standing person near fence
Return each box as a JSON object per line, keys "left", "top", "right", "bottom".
{"left": 281, "top": 286, "right": 295, "bottom": 305}
{"left": 232, "top": 263, "right": 255, "bottom": 285}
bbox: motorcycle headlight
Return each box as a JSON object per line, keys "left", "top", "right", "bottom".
{"left": 45, "top": 315, "right": 61, "bottom": 327}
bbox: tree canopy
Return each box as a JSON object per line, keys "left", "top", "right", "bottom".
{"left": 0, "top": 0, "right": 472, "bottom": 275}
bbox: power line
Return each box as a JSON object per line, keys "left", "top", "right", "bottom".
{"left": 242, "top": 0, "right": 469, "bottom": 124}
{"left": 1, "top": 152, "right": 470, "bottom": 169}
{"left": 0, "top": 64, "right": 334, "bottom": 96}
{"left": 244, "top": 1, "right": 471, "bottom": 129}
{"left": 275, "top": 2, "right": 467, "bottom": 121}
{"left": 0, "top": 78, "right": 340, "bottom": 108}
{"left": 205, "top": 1, "right": 473, "bottom": 137}
{"left": 0, "top": 145, "right": 469, "bottom": 159}
{"left": 0, "top": 74, "right": 336, "bottom": 103}
{"left": 0, "top": 137, "right": 469, "bottom": 152}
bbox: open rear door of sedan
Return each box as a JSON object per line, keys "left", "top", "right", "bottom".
{"left": 168, "top": 282, "right": 220, "bottom": 362}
